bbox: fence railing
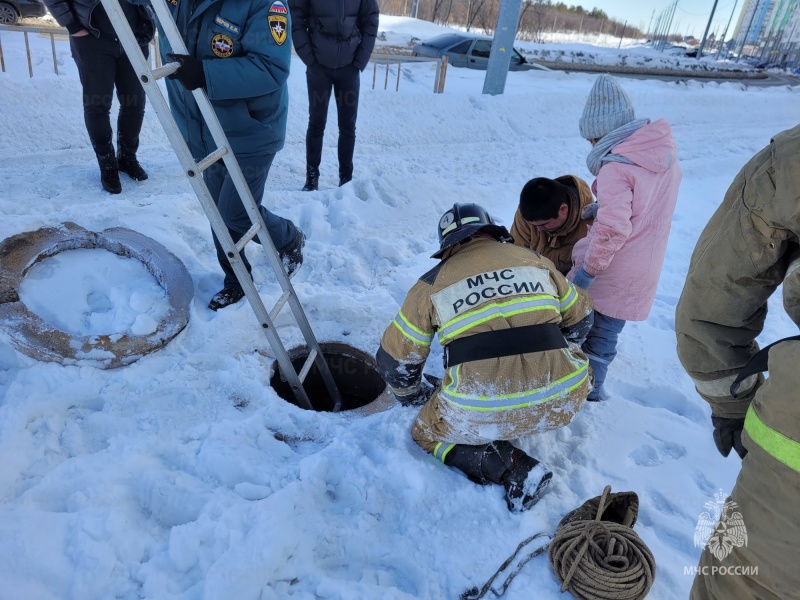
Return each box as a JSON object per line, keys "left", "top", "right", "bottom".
{"left": 0, "top": 25, "right": 448, "bottom": 92}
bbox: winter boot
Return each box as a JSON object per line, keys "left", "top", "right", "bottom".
{"left": 444, "top": 441, "right": 553, "bottom": 512}
{"left": 278, "top": 230, "right": 305, "bottom": 278}
{"left": 494, "top": 441, "right": 553, "bottom": 512}
{"left": 117, "top": 154, "right": 149, "bottom": 181}
{"left": 97, "top": 153, "right": 121, "bottom": 194}
{"left": 302, "top": 166, "right": 319, "bottom": 191}
{"left": 338, "top": 168, "right": 353, "bottom": 187}
{"left": 208, "top": 287, "right": 245, "bottom": 311}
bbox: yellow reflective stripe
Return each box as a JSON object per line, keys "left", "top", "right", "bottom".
{"left": 391, "top": 311, "right": 433, "bottom": 347}
{"left": 744, "top": 407, "right": 800, "bottom": 473}
{"left": 438, "top": 296, "right": 560, "bottom": 345}
{"left": 441, "top": 359, "right": 588, "bottom": 411}
{"left": 559, "top": 284, "right": 578, "bottom": 313}
{"left": 433, "top": 442, "right": 456, "bottom": 463}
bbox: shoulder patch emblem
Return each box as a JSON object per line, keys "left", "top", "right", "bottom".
{"left": 268, "top": 15, "right": 288, "bottom": 45}
{"left": 211, "top": 33, "right": 234, "bottom": 58}
{"left": 269, "top": 1, "right": 288, "bottom": 14}
{"left": 169, "top": 0, "right": 176, "bottom": 5}
{"left": 214, "top": 14, "right": 240, "bottom": 34}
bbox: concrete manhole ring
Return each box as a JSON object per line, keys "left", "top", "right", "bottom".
{"left": 0, "top": 222, "right": 193, "bottom": 368}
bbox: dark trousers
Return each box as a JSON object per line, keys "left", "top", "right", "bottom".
{"left": 69, "top": 34, "right": 148, "bottom": 160}
{"left": 205, "top": 154, "right": 298, "bottom": 290}
{"left": 305, "top": 64, "right": 360, "bottom": 177}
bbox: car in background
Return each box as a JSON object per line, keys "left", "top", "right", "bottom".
{"left": 0, "top": 0, "right": 46, "bottom": 25}
{"left": 411, "top": 33, "right": 548, "bottom": 71}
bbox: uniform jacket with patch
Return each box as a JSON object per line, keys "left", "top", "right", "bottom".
{"left": 568, "top": 119, "right": 682, "bottom": 321}
{"left": 289, "top": 0, "right": 379, "bottom": 71}
{"left": 676, "top": 124, "right": 800, "bottom": 420}
{"left": 510, "top": 174, "right": 594, "bottom": 276}
{"left": 377, "top": 237, "right": 593, "bottom": 438}
{"left": 131, "top": 0, "right": 291, "bottom": 159}
{"left": 43, "top": 0, "right": 154, "bottom": 43}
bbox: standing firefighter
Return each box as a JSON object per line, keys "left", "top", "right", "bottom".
{"left": 377, "top": 203, "right": 594, "bottom": 512}
{"left": 676, "top": 124, "right": 800, "bottom": 599}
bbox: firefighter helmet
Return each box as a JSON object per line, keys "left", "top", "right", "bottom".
{"left": 432, "top": 203, "right": 511, "bottom": 259}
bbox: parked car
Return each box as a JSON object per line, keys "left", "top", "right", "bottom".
{"left": 411, "top": 33, "right": 547, "bottom": 71}
{"left": 0, "top": 0, "right": 46, "bottom": 25}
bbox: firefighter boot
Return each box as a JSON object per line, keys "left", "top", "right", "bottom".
{"left": 444, "top": 442, "right": 552, "bottom": 512}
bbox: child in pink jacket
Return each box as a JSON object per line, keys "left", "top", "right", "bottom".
{"left": 569, "top": 74, "right": 682, "bottom": 401}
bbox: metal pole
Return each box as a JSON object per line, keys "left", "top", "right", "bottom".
{"left": 736, "top": 0, "right": 760, "bottom": 61}
{"left": 697, "top": 0, "right": 720, "bottom": 58}
{"left": 717, "top": 0, "right": 739, "bottom": 59}
{"left": 24, "top": 31, "right": 32, "bottom": 78}
{"left": 618, "top": 20, "right": 627, "bottom": 48}
{"left": 0, "top": 34, "right": 5, "bottom": 73}
{"left": 482, "top": 0, "right": 523, "bottom": 95}
{"left": 411, "top": 0, "right": 419, "bottom": 19}
{"left": 50, "top": 32, "right": 58, "bottom": 75}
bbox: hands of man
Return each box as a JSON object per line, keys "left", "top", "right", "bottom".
{"left": 166, "top": 53, "right": 206, "bottom": 91}
{"left": 712, "top": 415, "right": 747, "bottom": 459}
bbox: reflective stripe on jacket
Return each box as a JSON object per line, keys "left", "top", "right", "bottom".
{"left": 377, "top": 237, "right": 592, "bottom": 426}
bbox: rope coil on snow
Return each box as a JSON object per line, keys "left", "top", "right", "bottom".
{"left": 548, "top": 485, "right": 656, "bottom": 600}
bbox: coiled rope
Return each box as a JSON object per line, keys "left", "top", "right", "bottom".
{"left": 548, "top": 485, "right": 656, "bottom": 599}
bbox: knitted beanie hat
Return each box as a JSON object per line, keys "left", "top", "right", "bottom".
{"left": 519, "top": 178, "right": 570, "bottom": 221}
{"left": 579, "top": 74, "right": 635, "bottom": 140}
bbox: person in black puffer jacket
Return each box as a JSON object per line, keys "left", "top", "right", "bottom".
{"left": 289, "top": 0, "right": 379, "bottom": 190}
{"left": 42, "top": 0, "right": 154, "bottom": 194}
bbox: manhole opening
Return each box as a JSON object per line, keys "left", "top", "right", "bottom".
{"left": 270, "top": 342, "right": 386, "bottom": 412}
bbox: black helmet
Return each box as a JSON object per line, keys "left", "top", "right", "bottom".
{"left": 431, "top": 203, "right": 512, "bottom": 259}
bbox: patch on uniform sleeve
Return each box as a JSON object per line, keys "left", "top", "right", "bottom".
{"left": 269, "top": 1, "right": 288, "bottom": 14}
{"left": 214, "top": 14, "right": 241, "bottom": 34}
{"left": 211, "top": 33, "right": 234, "bottom": 58}
{"left": 169, "top": 0, "right": 176, "bottom": 5}
{"left": 268, "top": 15, "right": 288, "bottom": 45}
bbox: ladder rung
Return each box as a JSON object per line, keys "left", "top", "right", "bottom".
{"left": 196, "top": 147, "right": 228, "bottom": 173}
{"left": 235, "top": 222, "right": 263, "bottom": 253}
{"left": 297, "top": 349, "right": 318, "bottom": 383}
{"left": 269, "top": 289, "right": 292, "bottom": 322}
{"left": 151, "top": 62, "right": 180, "bottom": 80}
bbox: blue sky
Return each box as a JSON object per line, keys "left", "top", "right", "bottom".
{"left": 585, "top": 0, "right": 744, "bottom": 39}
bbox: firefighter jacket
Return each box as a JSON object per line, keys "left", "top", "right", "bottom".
{"left": 377, "top": 236, "right": 593, "bottom": 441}
{"left": 510, "top": 174, "right": 594, "bottom": 276}
{"left": 678, "top": 125, "right": 800, "bottom": 599}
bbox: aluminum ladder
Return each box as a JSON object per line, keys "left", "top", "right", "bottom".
{"left": 99, "top": 0, "right": 342, "bottom": 411}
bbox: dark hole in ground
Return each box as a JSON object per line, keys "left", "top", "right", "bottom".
{"left": 270, "top": 342, "right": 387, "bottom": 412}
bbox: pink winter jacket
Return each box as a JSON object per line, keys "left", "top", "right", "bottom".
{"left": 568, "top": 119, "right": 681, "bottom": 321}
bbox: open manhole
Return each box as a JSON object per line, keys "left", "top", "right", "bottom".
{"left": 269, "top": 342, "right": 387, "bottom": 412}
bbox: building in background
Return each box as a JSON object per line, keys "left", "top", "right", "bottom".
{"left": 733, "top": 0, "right": 799, "bottom": 67}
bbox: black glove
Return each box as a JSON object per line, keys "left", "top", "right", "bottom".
{"left": 712, "top": 415, "right": 747, "bottom": 459}
{"left": 393, "top": 381, "right": 435, "bottom": 407}
{"left": 166, "top": 53, "right": 206, "bottom": 91}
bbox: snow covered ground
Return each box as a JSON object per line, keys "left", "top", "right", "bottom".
{"left": 1, "top": 15, "right": 800, "bottom": 600}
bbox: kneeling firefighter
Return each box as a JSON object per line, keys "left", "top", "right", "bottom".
{"left": 676, "top": 124, "right": 800, "bottom": 599}
{"left": 376, "top": 203, "right": 594, "bottom": 511}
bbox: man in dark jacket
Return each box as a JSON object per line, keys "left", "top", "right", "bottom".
{"left": 134, "top": 0, "right": 305, "bottom": 311}
{"left": 289, "top": 0, "right": 379, "bottom": 190}
{"left": 43, "top": 0, "right": 154, "bottom": 194}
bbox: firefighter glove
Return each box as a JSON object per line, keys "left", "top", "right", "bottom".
{"left": 712, "top": 415, "right": 747, "bottom": 459}
{"left": 166, "top": 54, "right": 206, "bottom": 91}
{"left": 394, "top": 381, "right": 435, "bottom": 407}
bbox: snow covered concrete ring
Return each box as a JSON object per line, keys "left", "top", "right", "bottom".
{"left": 0, "top": 222, "right": 193, "bottom": 368}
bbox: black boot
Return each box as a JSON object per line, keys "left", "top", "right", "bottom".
{"left": 444, "top": 441, "right": 552, "bottom": 512}
{"left": 208, "top": 287, "right": 245, "bottom": 311}
{"left": 338, "top": 169, "right": 352, "bottom": 187}
{"left": 302, "top": 166, "right": 319, "bottom": 192}
{"left": 97, "top": 153, "right": 121, "bottom": 194}
{"left": 278, "top": 230, "right": 306, "bottom": 277}
{"left": 118, "top": 154, "right": 149, "bottom": 181}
